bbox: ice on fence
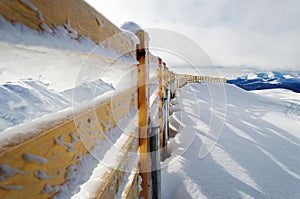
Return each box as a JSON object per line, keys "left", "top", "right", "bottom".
{"left": 20, "top": 0, "right": 38, "bottom": 12}
{"left": 22, "top": 153, "right": 48, "bottom": 164}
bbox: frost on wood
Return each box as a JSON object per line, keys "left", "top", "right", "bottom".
{"left": 96, "top": 17, "right": 105, "bottom": 28}
{"left": 0, "top": 164, "right": 27, "bottom": 182}
{"left": 64, "top": 20, "right": 78, "bottom": 39}
{"left": 39, "top": 23, "right": 53, "bottom": 34}
{"left": 37, "top": 11, "right": 44, "bottom": 21}
{"left": 54, "top": 135, "right": 65, "bottom": 146}
{"left": 70, "top": 132, "right": 79, "bottom": 143}
{"left": 41, "top": 183, "right": 60, "bottom": 194}
{"left": 22, "top": 153, "right": 48, "bottom": 164}
{"left": 0, "top": 185, "right": 22, "bottom": 190}
{"left": 20, "top": 0, "right": 38, "bottom": 12}
{"left": 53, "top": 132, "right": 79, "bottom": 152}
{"left": 67, "top": 143, "right": 75, "bottom": 152}
{"left": 34, "top": 169, "right": 53, "bottom": 180}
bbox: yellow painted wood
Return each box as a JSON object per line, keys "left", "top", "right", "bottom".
{"left": 163, "top": 63, "right": 168, "bottom": 97}
{"left": 158, "top": 58, "right": 163, "bottom": 151}
{"left": 0, "top": 0, "right": 135, "bottom": 56}
{"left": 95, "top": 134, "right": 139, "bottom": 199}
{"left": 136, "top": 30, "right": 149, "bottom": 199}
{"left": 0, "top": 88, "right": 137, "bottom": 199}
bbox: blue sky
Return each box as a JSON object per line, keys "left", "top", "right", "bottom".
{"left": 86, "top": 0, "right": 299, "bottom": 70}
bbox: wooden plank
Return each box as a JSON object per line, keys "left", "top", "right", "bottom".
{"left": 163, "top": 63, "right": 167, "bottom": 97}
{"left": 158, "top": 58, "right": 163, "bottom": 152}
{"left": 0, "top": 88, "right": 137, "bottom": 199}
{"left": 121, "top": 160, "right": 139, "bottom": 199}
{"left": 123, "top": 171, "right": 139, "bottom": 199}
{"left": 162, "top": 63, "right": 168, "bottom": 160}
{"left": 95, "top": 134, "right": 139, "bottom": 199}
{"left": 136, "top": 30, "right": 149, "bottom": 199}
{"left": 0, "top": 0, "right": 135, "bottom": 55}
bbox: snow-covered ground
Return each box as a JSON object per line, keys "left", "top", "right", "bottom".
{"left": 163, "top": 82, "right": 300, "bottom": 198}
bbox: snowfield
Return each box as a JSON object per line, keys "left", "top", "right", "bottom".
{"left": 164, "top": 82, "right": 300, "bottom": 199}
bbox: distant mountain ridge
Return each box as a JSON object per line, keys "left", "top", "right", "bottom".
{"left": 227, "top": 71, "right": 300, "bottom": 93}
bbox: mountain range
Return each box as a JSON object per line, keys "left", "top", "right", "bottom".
{"left": 227, "top": 71, "right": 300, "bottom": 93}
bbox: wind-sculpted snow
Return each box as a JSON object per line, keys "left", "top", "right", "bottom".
{"left": 163, "top": 82, "right": 300, "bottom": 198}
{"left": 227, "top": 71, "right": 300, "bottom": 93}
{"left": 0, "top": 79, "right": 113, "bottom": 132}
{"left": 62, "top": 79, "right": 114, "bottom": 103}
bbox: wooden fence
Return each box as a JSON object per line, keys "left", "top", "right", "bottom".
{"left": 175, "top": 74, "right": 227, "bottom": 89}
{"left": 0, "top": 1, "right": 226, "bottom": 198}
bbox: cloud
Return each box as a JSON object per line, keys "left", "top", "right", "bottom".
{"left": 85, "top": 0, "right": 300, "bottom": 70}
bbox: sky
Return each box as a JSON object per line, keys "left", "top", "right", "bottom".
{"left": 85, "top": 0, "right": 300, "bottom": 71}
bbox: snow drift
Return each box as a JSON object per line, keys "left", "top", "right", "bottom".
{"left": 163, "top": 82, "right": 300, "bottom": 198}
{"left": 0, "top": 79, "right": 113, "bottom": 132}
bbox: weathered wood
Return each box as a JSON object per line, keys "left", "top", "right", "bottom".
{"left": 136, "top": 30, "right": 149, "bottom": 199}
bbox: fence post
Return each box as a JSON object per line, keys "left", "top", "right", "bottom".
{"left": 150, "top": 126, "right": 161, "bottom": 199}
{"left": 162, "top": 62, "right": 168, "bottom": 160}
{"left": 158, "top": 58, "right": 164, "bottom": 158}
{"left": 136, "top": 30, "right": 149, "bottom": 199}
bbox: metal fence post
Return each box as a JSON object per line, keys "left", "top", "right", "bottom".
{"left": 150, "top": 126, "right": 161, "bottom": 199}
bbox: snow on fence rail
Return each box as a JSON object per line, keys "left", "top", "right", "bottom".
{"left": 0, "top": 87, "right": 139, "bottom": 199}
{"left": 0, "top": 1, "right": 226, "bottom": 198}
{"left": 0, "top": 0, "right": 134, "bottom": 56}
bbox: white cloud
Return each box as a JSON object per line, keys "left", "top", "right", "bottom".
{"left": 85, "top": 0, "right": 300, "bottom": 70}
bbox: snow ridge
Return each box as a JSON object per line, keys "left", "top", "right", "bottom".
{"left": 0, "top": 79, "right": 113, "bottom": 132}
